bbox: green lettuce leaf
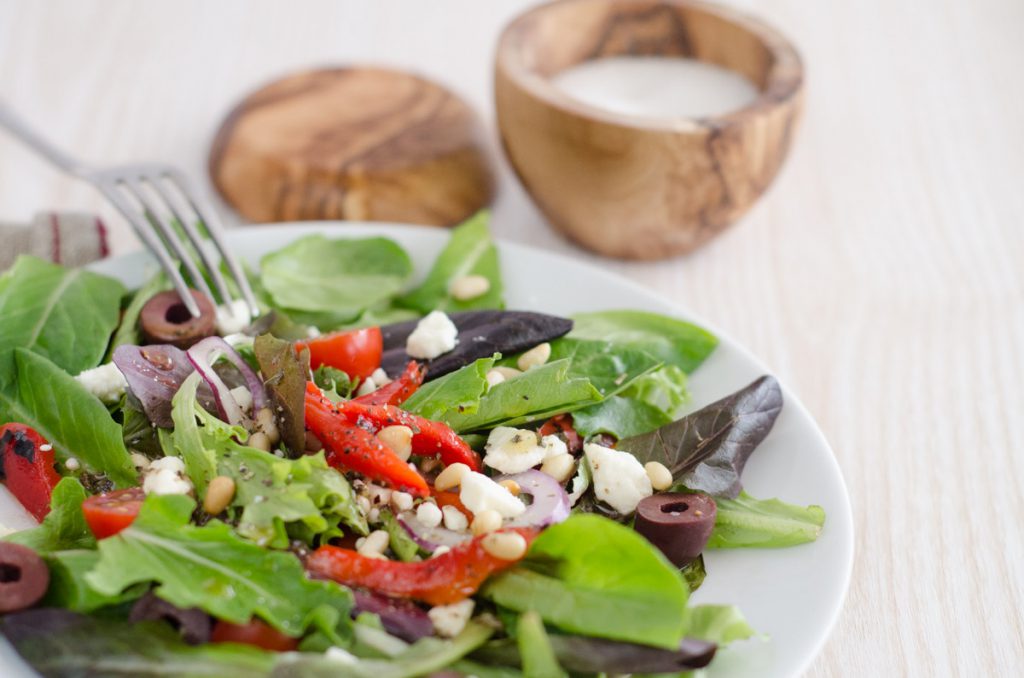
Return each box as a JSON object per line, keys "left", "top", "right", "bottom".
{"left": 548, "top": 338, "right": 661, "bottom": 398}
{"left": 402, "top": 355, "right": 496, "bottom": 421}
{"left": 163, "top": 372, "right": 367, "bottom": 544}
{"left": 0, "top": 255, "right": 125, "bottom": 375}
{"left": 571, "top": 395, "right": 671, "bottom": 440}
{"left": 484, "top": 514, "right": 689, "bottom": 649}
{"left": 42, "top": 549, "right": 146, "bottom": 612}
{"left": 623, "top": 364, "right": 691, "bottom": 416}
{"left": 107, "top": 270, "right": 169, "bottom": 358}
{"left": 0, "top": 349, "right": 136, "bottom": 486}
{"left": 397, "top": 211, "right": 503, "bottom": 313}
{"left": 0, "top": 609, "right": 277, "bottom": 677}
{"left": 707, "top": 491, "right": 825, "bottom": 548}
{"left": 254, "top": 333, "right": 309, "bottom": 455}
{"left": 3, "top": 477, "right": 95, "bottom": 552}
{"left": 260, "top": 235, "right": 412, "bottom": 317}
{"left": 569, "top": 310, "right": 717, "bottom": 374}
{"left": 684, "top": 604, "right": 757, "bottom": 646}
{"left": 380, "top": 508, "right": 419, "bottom": 562}
{"left": 312, "top": 365, "right": 357, "bottom": 403}
{"left": 86, "top": 494, "right": 354, "bottom": 639}
{"left": 517, "top": 611, "right": 567, "bottom": 678}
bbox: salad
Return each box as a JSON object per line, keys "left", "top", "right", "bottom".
{"left": 0, "top": 214, "right": 825, "bottom": 676}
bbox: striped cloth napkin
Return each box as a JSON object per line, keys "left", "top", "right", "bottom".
{"left": 0, "top": 212, "right": 109, "bottom": 269}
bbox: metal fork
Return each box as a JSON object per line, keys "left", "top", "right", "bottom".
{"left": 0, "top": 99, "right": 258, "bottom": 319}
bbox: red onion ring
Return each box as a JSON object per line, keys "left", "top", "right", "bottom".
{"left": 499, "top": 469, "right": 571, "bottom": 528}
{"left": 186, "top": 337, "right": 267, "bottom": 426}
{"left": 397, "top": 512, "right": 471, "bottom": 552}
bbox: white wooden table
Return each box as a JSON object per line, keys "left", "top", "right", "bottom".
{"left": 1, "top": 1, "right": 1022, "bottom": 675}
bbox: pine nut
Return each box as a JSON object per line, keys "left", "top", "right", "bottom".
{"left": 434, "top": 462, "right": 470, "bottom": 491}
{"left": 203, "top": 476, "right": 236, "bottom": 515}
{"left": 482, "top": 532, "right": 527, "bottom": 560}
{"left": 431, "top": 545, "right": 451, "bottom": 558}
{"left": 442, "top": 505, "right": 469, "bottom": 532}
{"left": 540, "top": 453, "right": 576, "bottom": 483}
{"left": 449, "top": 274, "right": 491, "bottom": 301}
{"left": 498, "top": 479, "right": 521, "bottom": 496}
{"left": 356, "top": 495, "right": 371, "bottom": 514}
{"left": 517, "top": 343, "right": 551, "bottom": 371}
{"left": 391, "top": 490, "right": 414, "bottom": 512}
{"left": 255, "top": 407, "right": 280, "bottom": 445}
{"left": 492, "top": 366, "right": 523, "bottom": 380}
{"left": 248, "top": 431, "right": 271, "bottom": 452}
{"left": 645, "top": 461, "right": 673, "bottom": 491}
{"left": 485, "top": 369, "right": 506, "bottom": 387}
{"left": 471, "top": 509, "right": 503, "bottom": 536}
{"left": 378, "top": 425, "right": 413, "bottom": 461}
{"left": 358, "top": 530, "right": 390, "bottom": 557}
{"left": 417, "top": 501, "right": 443, "bottom": 527}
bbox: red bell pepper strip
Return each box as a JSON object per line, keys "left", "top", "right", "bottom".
{"left": 353, "top": 361, "right": 425, "bottom": 407}
{"left": 307, "top": 528, "right": 538, "bottom": 605}
{"left": 0, "top": 424, "right": 61, "bottom": 521}
{"left": 328, "top": 399, "right": 481, "bottom": 472}
{"left": 305, "top": 385, "right": 429, "bottom": 497}
{"left": 434, "top": 490, "right": 473, "bottom": 519}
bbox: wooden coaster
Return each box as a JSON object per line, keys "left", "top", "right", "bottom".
{"left": 209, "top": 67, "right": 494, "bottom": 227}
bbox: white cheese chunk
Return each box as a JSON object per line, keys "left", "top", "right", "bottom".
{"left": 370, "top": 368, "right": 392, "bottom": 386}
{"left": 406, "top": 311, "right": 459, "bottom": 360}
{"left": 229, "top": 386, "right": 253, "bottom": 414}
{"left": 355, "top": 377, "right": 377, "bottom": 397}
{"left": 416, "top": 501, "right": 443, "bottom": 528}
{"left": 75, "top": 362, "right": 127, "bottom": 404}
{"left": 459, "top": 471, "right": 525, "bottom": 518}
{"left": 142, "top": 456, "right": 193, "bottom": 496}
{"left": 428, "top": 599, "right": 474, "bottom": 638}
{"left": 483, "top": 428, "right": 568, "bottom": 474}
{"left": 215, "top": 300, "right": 251, "bottom": 336}
{"left": 584, "top": 443, "right": 652, "bottom": 514}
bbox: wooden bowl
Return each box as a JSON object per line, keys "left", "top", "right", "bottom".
{"left": 210, "top": 67, "right": 494, "bottom": 227}
{"left": 495, "top": 0, "right": 803, "bottom": 259}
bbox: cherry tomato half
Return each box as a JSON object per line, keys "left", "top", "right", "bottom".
{"left": 82, "top": 487, "right": 145, "bottom": 539}
{"left": 211, "top": 618, "right": 299, "bottom": 652}
{"left": 296, "top": 327, "right": 382, "bottom": 380}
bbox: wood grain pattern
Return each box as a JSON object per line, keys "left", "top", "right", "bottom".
{"left": 1, "top": 1, "right": 1023, "bottom": 676}
{"left": 209, "top": 67, "right": 495, "bottom": 227}
{"left": 495, "top": 0, "right": 803, "bottom": 259}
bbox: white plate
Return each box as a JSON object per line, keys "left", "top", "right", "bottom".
{"left": 1, "top": 222, "right": 853, "bottom": 678}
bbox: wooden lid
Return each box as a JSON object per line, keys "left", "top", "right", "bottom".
{"left": 209, "top": 67, "right": 494, "bottom": 227}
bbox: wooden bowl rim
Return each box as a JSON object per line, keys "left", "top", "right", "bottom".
{"left": 495, "top": 0, "right": 804, "bottom": 133}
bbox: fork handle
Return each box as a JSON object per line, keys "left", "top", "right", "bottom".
{"left": 0, "top": 98, "right": 88, "bottom": 176}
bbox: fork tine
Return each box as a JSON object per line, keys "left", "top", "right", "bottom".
{"left": 148, "top": 176, "right": 235, "bottom": 308}
{"left": 124, "top": 176, "right": 217, "bottom": 304}
{"left": 97, "top": 179, "right": 201, "bottom": 318}
{"left": 165, "top": 169, "right": 260, "bottom": 318}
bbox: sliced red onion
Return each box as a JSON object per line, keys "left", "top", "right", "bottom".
{"left": 397, "top": 512, "right": 471, "bottom": 552}
{"left": 186, "top": 337, "right": 267, "bottom": 426}
{"left": 351, "top": 589, "right": 433, "bottom": 642}
{"left": 113, "top": 344, "right": 198, "bottom": 428}
{"left": 499, "top": 469, "right": 571, "bottom": 528}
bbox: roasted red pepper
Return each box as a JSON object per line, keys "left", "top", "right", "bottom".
{"left": 538, "top": 414, "right": 583, "bottom": 454}
{"left": 353, "top": 360, "right": 425, "bottom": 407}
{"left": 328, "top": 399, "right": 481, "bottom": 472}
{"left": 305, "top": 385, "right": 429, "bottom": 497}
{"left": 307, "top": 528, "right": 538, "bottom": 605}
{"left": 0, "top": 424, "right": 61, "bottom": 521}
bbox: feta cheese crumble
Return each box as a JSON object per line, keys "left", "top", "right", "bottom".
{"left": 215, "top": 300, "right": 251, "bottom": 336}
{"left": 483, "top": 427, "right": 566, "bottom": 475}
{"left": 229, "top": 386, "right": 253, "bottom": 414}
{"left": 428, "top": 599, "right": 474, "bottom": 638}
{"left": 142, "top": 456, "right": 193, "bottom": 496}
{"left": 584, "top": 443, "right": 652, "bottom": 514}
{"left": 75, "top": 362, "right": 127, "bottom": 404}
{"left": 459, "top": 471, "right": 526, "bottom": 519}
{"left": 370, "top": 368, "right": 392, "bottom": 386}
{"left": 406, "top": 311, "right": 458, "bottom": 360}
{"left": 416, "top": 501, "right": 443, "bottom": 528}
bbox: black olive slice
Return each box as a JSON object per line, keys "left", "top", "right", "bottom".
{"left": 0, "top": 543, "right": 49, "bottom": 614}
{"left": 129, "top": 592, "right": 212, "bottom": 645}
{"left": 634, "top": 493, "right": 717, "bottom": 567}
{"left": 139, "top": 289, "right": 216, "bottom": 349}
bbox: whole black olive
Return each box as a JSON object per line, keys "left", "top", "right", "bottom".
{"left": 129, "top": 591, "right": 212, "bottom": 645}
{"left": 139, "top": 289, "right": 216, "bottom": 349}
{"left": 634, "top": 493, "right": 717, "bottom": 567}
{"left": 0, "top": 543, "right": 49, "bottom": 613}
